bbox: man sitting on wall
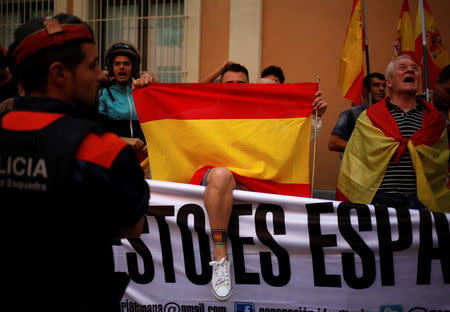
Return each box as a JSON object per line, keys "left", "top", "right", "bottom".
{"left": 204, "top": 63, "right": 328, "bottom": 302}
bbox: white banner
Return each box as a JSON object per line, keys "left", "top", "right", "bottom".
{"left": 114, "top": 180, "right": 450, "bottom": 312}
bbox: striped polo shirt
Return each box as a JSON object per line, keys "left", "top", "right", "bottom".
{"left": 377, "top": 98, "right": 424, "bottom": 194}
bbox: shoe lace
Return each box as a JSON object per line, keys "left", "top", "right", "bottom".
{"left": 209, "top": 257, "right": 229, "bottom": 286}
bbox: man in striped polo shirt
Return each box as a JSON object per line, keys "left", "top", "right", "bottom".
{"left": 372, "top": 56, "right": 426, "bottom": 208}
{"left": 337, "top": 55, "right": 449, "bottom": 211}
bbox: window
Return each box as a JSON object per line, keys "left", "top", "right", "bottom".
{"left": 0, "top": 0, "right": 54, "bottom": 50}
{"left": 82, "top": 0, "right": 186, "bottom": 83}
{"left": 1, "top": 0, "right": 200, "bottom": 82}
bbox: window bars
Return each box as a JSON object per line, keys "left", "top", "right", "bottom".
{"left": 0, "top": 0, "right": 54, "bottom": 50}
{"left": 0, "top": 0, "right": 186, "bottom": 83}
{"left": 83, "top": 0, "right": 185, "bottom": 83}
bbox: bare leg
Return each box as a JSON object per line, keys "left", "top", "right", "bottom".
{"left": 203, "top": 167, "right": 236, "bottom": 261}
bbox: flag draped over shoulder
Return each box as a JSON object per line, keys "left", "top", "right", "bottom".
{"left": 133, "top": 83, "right": 317, "bottom": 197}
{"left": 393, "top": 0, "right": 414, "bottom": 58}
{"left": 415, "top": 0, "right": 449, "bottom": 89}
{"left": 338, "top": 0, "right": 364, "bottom": 106}
{"left": 336, "top": 98, "right": 449, "bottom": 212}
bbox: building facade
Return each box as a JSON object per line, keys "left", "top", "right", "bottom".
{"left": 2, "top": 0, "right": 449, "bottom": 198}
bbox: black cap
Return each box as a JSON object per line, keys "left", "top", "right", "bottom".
{"left": 105, "top": 41, "right": 141, "bottom": 78}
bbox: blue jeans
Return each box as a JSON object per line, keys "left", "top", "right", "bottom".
{"left": 200, "top": 169, "right": 212, "bottom": 186}
{"left": 371, "top": 192, "right": 427, "bottom": 210}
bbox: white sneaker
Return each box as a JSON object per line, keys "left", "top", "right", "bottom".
{"left": 209, "top": 257, "right": 232, "bottom": 301}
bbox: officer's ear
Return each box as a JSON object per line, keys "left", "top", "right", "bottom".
{"left": 48, "top": 61, "right": 67, "bottom": 89}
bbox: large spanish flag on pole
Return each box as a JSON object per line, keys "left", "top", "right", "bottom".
{"left": 133, "top": 83, "right": 317, "bottom": 197}
{"left": 415, "top": 0, "right": 449, "bottom": 90}
{"left": 338, "top": 0, "right": 364, "bottom": 106}
{"left": 336, "top": 98, "right": 450, "bottom": 212}
{"left": 393, "top": 0, "right": 415, "bottom": 59}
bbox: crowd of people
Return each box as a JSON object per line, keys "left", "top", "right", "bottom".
{"left": 0, "top": 13, "right": 448, "bottom": 310}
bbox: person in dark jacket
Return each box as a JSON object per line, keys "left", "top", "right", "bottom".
{"left": 1, "top": 13, "right": 149, "bottom": 311}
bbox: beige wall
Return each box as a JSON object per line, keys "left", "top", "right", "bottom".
{"left": 199, "top": 0, "right": 230, "bottom": 81}
{"left": 201, "top": 0, "right": 450, "bottom": 193}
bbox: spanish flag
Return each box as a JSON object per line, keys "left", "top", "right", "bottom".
{"left": 415, "top": 0, "right": 449, "bottom": 89}
{"left": 133, "top": 83, "right": 317, "bottom": 197}
{"left": 336, "top": 98, "right": 450, "bottom": 212}
{"left": 338, "top": 0, "right": 364, "bottom": 106}
{"left": 393, "top": 0, "right": 415, "bottom": 59}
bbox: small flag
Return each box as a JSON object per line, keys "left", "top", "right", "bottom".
{"left": 212, "top": 231, "right": 227, "bottom": 244}
{"left": 393, "top": 0, "right": 415, "bottom": 58}
{"left": 338, "top": 0, "right": 364, "bottom": 106}
{"left": 415, "top": 0, "right": 449, "bottom": 89}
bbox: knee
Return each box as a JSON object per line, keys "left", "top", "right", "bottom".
{"left": 206, "top": 167, "right": 236, "bottom": 191}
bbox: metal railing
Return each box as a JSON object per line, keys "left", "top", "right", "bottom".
{"left": 0, "top": 0, "right": 54, "bottom": 50}
{"left": 83, "top": 0, "right": 185, "bottom": 82}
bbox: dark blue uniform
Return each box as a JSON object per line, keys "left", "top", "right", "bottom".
{"left": 0, "top": 96, "right": 149, "bottom": 311}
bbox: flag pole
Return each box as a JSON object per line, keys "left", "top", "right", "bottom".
{"left": 362, "top": 0, "right": 370, "bottom": 75}
{"left": 311, "top": 76, "right": 320, "bottom": 198}
{"left": 362, "top": 0, "right": 372, "bottom": 105}
{"left": 418, "top": 0, "right": 430, "bottom": 101}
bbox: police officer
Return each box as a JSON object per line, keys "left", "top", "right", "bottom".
{"left": 0, "top": 14, "right": 149, "bottom": 311}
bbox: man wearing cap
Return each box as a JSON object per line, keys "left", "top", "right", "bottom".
{"left": 99, "top": 41, "right": 157, "bottom": 162}
{"left": 1, "top": 14, "right": 149, "bottom": 310}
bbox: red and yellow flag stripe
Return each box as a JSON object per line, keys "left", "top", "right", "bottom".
{"left": 338, "top": 0, "right": 364, "bottom": 106}
{"left": 393, "top": 0, "right": 414, "bottom": 59}
{"left": 337, "top": 98, "right": 449, "bottom": 212}
{"left": 414, "top": 0, "right": 449, "bottom": 89}
{"left": 134, "top": 83, "right": 317, "bottom": 197}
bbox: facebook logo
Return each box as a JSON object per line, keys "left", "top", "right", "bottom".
{"left": 379, "top": 305, "right": 403, "bottom": 312}
{"left": 235, "top": 302, "right": 255, "bottom": 312}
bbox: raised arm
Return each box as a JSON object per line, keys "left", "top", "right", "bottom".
{"left": 200, "top": 61, "right": 237, "bottom": 83}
